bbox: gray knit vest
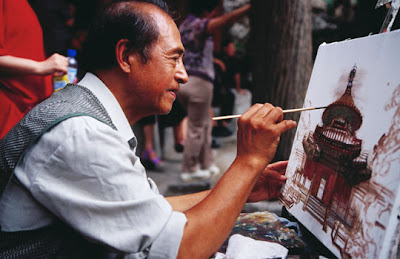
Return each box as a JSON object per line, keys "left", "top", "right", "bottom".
{"left": 0, "top": 84, "right": 117, "bottom": 258}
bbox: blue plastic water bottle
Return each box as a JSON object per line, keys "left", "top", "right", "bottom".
{"left": 53, "top": 49, "right": 78, "bottom": 91}
{"left": 67, "top": 49, "right": 78, "bottom": 84}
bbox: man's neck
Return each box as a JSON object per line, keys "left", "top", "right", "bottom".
{"left": 94, "top": 69, "right": 145, "bottom": 125}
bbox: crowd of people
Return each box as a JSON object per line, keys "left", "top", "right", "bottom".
{"left": 0, "top": 0, "right": 296, "bottom": 258}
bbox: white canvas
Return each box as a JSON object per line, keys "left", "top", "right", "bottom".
{"left": 280, "top": 29, "right": 400, "bottom": 258}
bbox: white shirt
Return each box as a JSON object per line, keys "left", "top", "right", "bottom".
{"left": 0, "top": 73, "right": 187, "bottom": 258}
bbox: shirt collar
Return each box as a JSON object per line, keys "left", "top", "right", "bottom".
{"left": 78, "top": 72, "right": 134, "bottom": 142}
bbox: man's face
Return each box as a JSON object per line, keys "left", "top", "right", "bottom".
{"left": 128, "top": 10, "right": 188, "bottom": 116}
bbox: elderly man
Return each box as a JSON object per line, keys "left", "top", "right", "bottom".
{"left": 0, "top": 0, "right": 296, "bottom": 258}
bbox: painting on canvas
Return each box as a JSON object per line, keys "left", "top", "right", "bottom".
{"left": 280, "top": 29, "right": 400, "bottom": 258}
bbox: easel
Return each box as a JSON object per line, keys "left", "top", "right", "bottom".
{"left": 218, "top": 3, "right": 400, "bottom": 258}
{"left": 375, "top": 1, "right": 400, "bottom": 258}
{"left": 376, "top": 0, "right": 400, "bottom": 32}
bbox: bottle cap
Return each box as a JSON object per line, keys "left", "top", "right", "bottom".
{"left": 67, "top": 49, "right": 77, "bottom": 57}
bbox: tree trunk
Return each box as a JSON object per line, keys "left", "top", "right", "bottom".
{"left": 249, "top": 0, "right": 313, "bottom": 161}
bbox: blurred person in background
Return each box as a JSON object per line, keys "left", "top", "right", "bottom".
{"left": 177, "top": 0, "right": 251, "bottom": 182}
{"left": 212, "top": 36, "right": 249, "bottom": 137}
{"left": 0, "top": 0, "right": 68, "bottom": 139}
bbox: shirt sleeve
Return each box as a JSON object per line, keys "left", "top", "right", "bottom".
{"left": 14, "top": 116, "right": 187, "bottom": 258}
{"left": 180, "top": 16, "right": 210, "bottom": 44}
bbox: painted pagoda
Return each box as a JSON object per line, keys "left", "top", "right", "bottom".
{"left": 281, "top": 65, "right": 374, "bottom": 255}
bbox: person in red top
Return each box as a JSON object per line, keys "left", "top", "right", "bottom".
{"left": 0, "top": 0, "right": 68, "bottom": 139}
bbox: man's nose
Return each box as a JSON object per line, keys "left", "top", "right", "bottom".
{"left": 176, "top": 62, "right": 188, "bottom": 84}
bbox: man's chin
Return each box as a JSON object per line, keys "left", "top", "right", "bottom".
{"left": 158, "top": 104, "right": 173, "bottom": 115}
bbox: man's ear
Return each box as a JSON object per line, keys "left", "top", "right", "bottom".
{"left": 116, "top": 39, "right": 137, "bottom": 73}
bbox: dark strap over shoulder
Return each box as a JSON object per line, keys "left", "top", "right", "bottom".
{"left": 0, "top": 84, "right": 116, "bottom": 198}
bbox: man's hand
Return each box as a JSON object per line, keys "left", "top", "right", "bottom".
{"left": 236, "top": 103, "right": 296, "bottom": 172}
{"left": 247, "top": 161, "right": 288, "bottom": 202}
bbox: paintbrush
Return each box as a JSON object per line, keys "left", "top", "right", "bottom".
{"left": 212, "top": 106, "right": 327, "bottom": 121}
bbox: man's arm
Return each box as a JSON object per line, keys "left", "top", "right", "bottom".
{"left": 0, "top": 54, "right": 68, "bottom": 76}
{"left": 166, "top": 162, "right": 288, "bottom": 211}
{"left": 206, "top": 4, "right": 251, "bottom": 34}
{"left": 166, "top": 190, "right": 210, "bottom": 212}
{"left": 176, "top": 103, "right": 296, "bottom": 258}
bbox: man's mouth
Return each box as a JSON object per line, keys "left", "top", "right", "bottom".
{"left": 168, "top": 89, "right": 177, "bottom": 99}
